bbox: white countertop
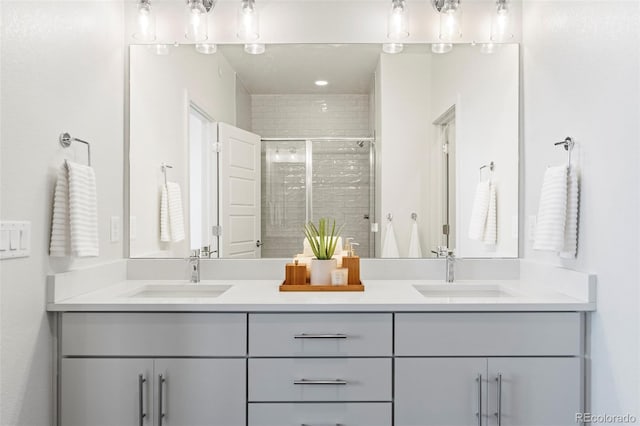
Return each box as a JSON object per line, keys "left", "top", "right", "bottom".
{"left": 46, "top": 279, "right": 595, "bottom": 312}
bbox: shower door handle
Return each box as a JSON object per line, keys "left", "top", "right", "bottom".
{"left": 256, "top": 240, "right": 264, "bottom": 247}
{"left": 363, "top": 214, "right": 370, "bottom": 220}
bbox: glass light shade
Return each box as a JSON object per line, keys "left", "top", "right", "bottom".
{"left": 480, "top": 42, "right": 496, "bottom": 54}
{"left": 244, "top": 43, "right": 265, "bottom": 55}
{"left": 133, "top": 0, "right": 156, "bottom": 41}
{"left": 149, "top": 44, "right": 170, "bottom": 55}
{"left": 490, "top": 5, "right": 513, "bottom": 42}
{"left": 382, "top": 43, "right": 404, "bottom": 54}
{"left": 431, "top": 42, "right": 453, "bottom": 54}
{"left": 387, "top": 0, "right": 409, "bottom": 40}
{"left": 237, "top": 0, "right": 259, "bottom": 41}
{"left": 185, "top": 0, "right": 208, "bottom": 42}
{"left": 439, "top": 6, "right": 462, "bottom": 42}
{"left": 195, "top": 43, "right": 217, "bottom": 54}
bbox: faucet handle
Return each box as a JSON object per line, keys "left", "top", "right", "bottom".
{"left": 189, "top": 249, "right": 200, "bottom": 259}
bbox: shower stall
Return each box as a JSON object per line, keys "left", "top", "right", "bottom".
{"left": 260, "top": 137, "right": 375, "bottom": 258}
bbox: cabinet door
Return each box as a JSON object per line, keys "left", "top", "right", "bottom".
{"left": 395, "top": 358, "right": 487, "bottom": 426}
{"left": 488, "top": 357, "right": 581, "bottom": 426}
{"left": 154, "top": 359, "right": 245, "bottom": 426}
{"left": 61, "top": 358, "right": 153, "bottom": 426}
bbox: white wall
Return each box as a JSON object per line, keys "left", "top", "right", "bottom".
{"left": 522, "top": 0, "right": 640, "bottom": 416}
{"left": 129, "top": 45, "right": 236, "bottom": 257}
{"left": 0, "top": 1, "right": 125, "bottom": 425}
{"left": 236, "top": 76, "right": 252, "bottom": 132}
{"left": 377, "top": 53, "right": 431, "bottom": 257}
{"left": 430, "top": 45, "right": 519, "bottom": 258}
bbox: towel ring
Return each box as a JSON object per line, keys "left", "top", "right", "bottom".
{"left": 411, "top": 212, "right": 417, "bottom": 221}
{"left": 161, "top": 162, "right": 173, "bottom": 186}
{"left": 554, "top": 137, "right": 575, "bottom": 165}
{"left": 387, "top": 213, "right": 393, "bottom": 222}
{"left": 59, "top": 132, "right": 91, "bottom": 166}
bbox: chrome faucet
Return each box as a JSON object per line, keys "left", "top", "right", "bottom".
{"left": 188, "top": 249, "right": 200, "bottom": 283}
{"left": 432, "top": 246, "right": 455, "bottom": 283}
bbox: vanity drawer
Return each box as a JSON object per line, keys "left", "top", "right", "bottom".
{"left": 395, "top": 312, "right": 582, "bottom": 356}
{"left": 249, "top": 313, "right": 392, "bottom": 356}
{"left": 249, "top": 358, "right": 392, "bottom": 402}
{"left": 62, "top": 313, "right": 246, "bottom": 356}
{"left": 248, "top": 403, "right": 392, "bottom": 426}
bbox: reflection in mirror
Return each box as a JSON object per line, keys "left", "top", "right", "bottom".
{"left": 129, "top": 43, "right": 518, "bottom": 259}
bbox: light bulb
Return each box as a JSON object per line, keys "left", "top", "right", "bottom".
{"left": 133, "top": 0, "right": 156, "bottom": 41}
{"left": 195, "top": 43, "right": 217, "bottom": 54}
{"left": 382, "top": 43, "right": 404, "bottom": 54}
{"left": 432, "top": 43, "right": 453, "bottom": 54}
{"left": 237, "top": 0, "right": 259, "bottom": 41}
{"left": 491, "top": 0, "right": 513, "bottom": 42}
{"left": 439, "top": 7, "right": 462, "bottom": 42}
{"left": 185, "top": 0, "right": 208, "bottom": 42}
{"left": 387, "top": 0, "right": 409, "bottom": 40}
{"left": 480, "top": 43, "right": 496, "bottom": 54}
{"left": 244, "top": 43, "right": 265, "bottom": 54}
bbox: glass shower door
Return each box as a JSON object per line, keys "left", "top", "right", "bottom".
{"left": 311, "top": 140, "right": 372, "bottom": 257}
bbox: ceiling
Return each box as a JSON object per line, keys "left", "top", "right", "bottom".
{"left": 219, "top": 44, "right": 386, "bottom": 94}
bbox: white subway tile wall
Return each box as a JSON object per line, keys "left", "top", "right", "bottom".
{"left": 252, "top": 94, "right": 373, "bottom": 258}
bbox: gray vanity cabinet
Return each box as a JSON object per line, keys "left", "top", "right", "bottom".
{"left": 394, "top": 313, "right": 584, "bottom": 426}
{"left": 59, "top": 313, "right": 247, "bottom": 426}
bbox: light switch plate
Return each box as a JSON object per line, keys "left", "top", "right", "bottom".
{"left": 0, "top": 221, "right": 31, "bottom": 259}
{"left": 110, "top": 216, "right": 121, "bottom": 243}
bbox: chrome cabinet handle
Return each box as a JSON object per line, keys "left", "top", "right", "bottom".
{"left": 294, "top": 333, "right": 348, "bottom": 339}
{"left": 158, "top": 374, "right": 166, "bottom": 426}
{"left": 494, "top": 373, "right": 503, "bottom": 426}
{"left": 476, "top": 374, "right": 482, "bottom": 426}
{"left": 294, "top": 379, "right": 349, "bottom": 385}
{"left": 138, "top": 374, "right": 147, "bottom": 426}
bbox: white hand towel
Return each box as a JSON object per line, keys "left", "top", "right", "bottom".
{"left": 408, "top": 221, "right": 422, "bottom": 258}
{"left": 160, "top": 182, "right": 185, "bottom": 243}
{"left": 560, "top": 166, "right": 579, "bottom": 258}
{"left": 533, "top": 165, "right": 580, "bottom": 257}
{"left": 382, "top": 221, "right": 400, "bottom": 258}
{"left": 468, "top": 180, "right": 491, "bottom": 240}
{"left": 50, "top": 160, "right": 99, "bottom": 257}
{"left": 483, "top": 182, "right": 497, "bottom": 245}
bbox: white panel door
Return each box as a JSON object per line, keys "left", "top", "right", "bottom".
{"left": 218, "top": 122, "right": 261, "bottom": 258}
{"left": 487, "top": 357, "right": 582, "bottom": 426}
{"left": 395, "top": 357, "right": 487, "bottom": 426}
{"left": 155, "top": 359, "right": 246, "bottom": 426}
{"left": 61, "top": 358, "right": 154, "bottom": 426}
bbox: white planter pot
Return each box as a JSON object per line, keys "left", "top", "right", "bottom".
{"left": 310, "top": 258, "right": 337, "bottom": 285}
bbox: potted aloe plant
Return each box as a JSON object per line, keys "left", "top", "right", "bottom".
{"left": 303, "top": 218, "right": 344, "bottom": 284}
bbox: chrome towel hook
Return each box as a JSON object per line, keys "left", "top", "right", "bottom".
{"left": 554, "top": 136, "right": 575, "bottom": 165}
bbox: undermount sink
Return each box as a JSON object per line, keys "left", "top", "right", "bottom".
{"left": 127, "top": 284, "right": 232, "bottom": 299}
{"left": 413, "top": 284, "right": 517, "bottom": 298}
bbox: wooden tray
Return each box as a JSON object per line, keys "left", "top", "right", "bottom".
{"left": 279, "top": 281, "right": 364, "bottom": 292}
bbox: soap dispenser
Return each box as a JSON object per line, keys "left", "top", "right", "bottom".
{"left": 342, "top": 242, "right": 360, "bottom": 285}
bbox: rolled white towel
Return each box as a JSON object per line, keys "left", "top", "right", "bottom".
{"left": 50, "top": 160, "right": 99, "bottom": 257}
{"left": 408, "top": 221, "right": 422, "bottom": 258}
{"left": 468, "top": 180, "right": 491, "bottom": 240}
{"left": 160, "top": 182, "right": 185, "bottom": 243}
{"left": 382, "top": 221, "right": 400, "bottom": 258}
{"left": 533, "top": 165, "right": 568, "bottom": 252}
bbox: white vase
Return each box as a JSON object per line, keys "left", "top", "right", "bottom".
{"left": 310, "top": 258, "right": 337, "bottom": 285}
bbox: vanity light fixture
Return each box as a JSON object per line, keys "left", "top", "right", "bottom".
{"left": 431, "top": 0, "right": 462, "bottom": 54}
{"left": 383, "top": 43, "right": 404, "bottom": 54}
{"left": 133, "top": 0, "right": 156, "bottom": 41}
{"left": 387, "top": 0, "right": 409, "bottom": 40}
{"left": 244, "top": 43, "right": 265, "bottom": 54}
{"left": 185, "top": 0, "right": 214, "bottom": 42}
{"left": 195, "top": 43, "right": 217, "bottom": 54}
{"left": 237, "top": 0, "right": 260, "bottom": 41}
{"left": 149, "top": 44, "right": 170, "bottom": 55}
{"left": 490, "top": 0, "right": 513, "bottom": 42}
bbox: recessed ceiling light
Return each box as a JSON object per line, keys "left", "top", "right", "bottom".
{"left": 315, "top": 80, "right": 329, "bottom": 87}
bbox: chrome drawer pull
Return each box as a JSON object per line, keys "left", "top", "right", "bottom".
{"left": 301, "top": 424, "right": 343, "bottom": 426}
{"left": 476, "top": 374, "right": 482, "bottom": 426}
{"left": 158, "top": 374, "right": 166, "bottom": 426}
{"left": 495, "top": 373, "right": 503, "bottom": 426}
{"left": 294, "top": 379, "right": 349, "bottom": 385}
{"left": 294, "top": 333, "right": 348, "bottom": 339}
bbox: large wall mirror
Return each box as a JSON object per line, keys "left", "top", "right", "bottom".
{"left": 129, "top": 43, "right": 519, "bottom": 259}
